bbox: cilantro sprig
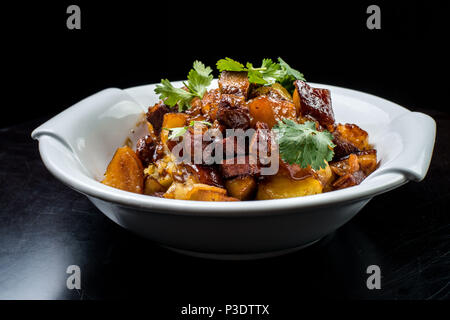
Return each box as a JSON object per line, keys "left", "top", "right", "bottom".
{"left": 155, "top": 61, "right": 213, "bottom": 111}
{"left": 216, "top": 57, "right": 305, "bottom": 91}
{"left": 273, "top": 119, "right": 335, "bottom": 170}
{"left": 163, "top": 120, "right": 212, "bottom": 140}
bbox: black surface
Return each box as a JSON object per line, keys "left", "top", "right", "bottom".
{"left": 0, "top": 109, "right": 448, "bottom": 302}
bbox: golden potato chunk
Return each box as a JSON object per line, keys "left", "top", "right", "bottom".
{"left": 256, "top": 174, "right": 323, "bottom": 200}
{"left": 248, "top": 95, "right": 297, "bottom": 128}
{"left": 143, "top": 177, "right": 166, "bottom": 195}
{"left": 335, "top": 123, "right": 370, "bottom": 151}
{"left": 164, "top": 182, "right": 238, "bottom": 201}
{"left": 102, "top": 146, "right": 144, "bottom": 194}
{"left": 160, "top": 113, "right": 189, "bottom": 145}
{"left": 225, "top": 176, "right": 257, "bottom": 200}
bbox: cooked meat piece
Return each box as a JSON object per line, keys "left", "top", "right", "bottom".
{"left": 330, "top": 153, "right": 368, "bottom": 189}
{"left": 184, "top": 163, "right": 224, "bottom": 188}
{"left": 185, "top": 97, "right": 203, "bottom": 117}
{"left": 332, "top": 170, "right": 365, "bottom": 189}
{"left": 331, "top": 123, "right": 370, "bottom": 160}
{"left": 332, "top": 150, "right": 377, "bottom": 176}
{"left": 216, "top": 100, "right": 250, "bottom": 130}
{"left": 249, "top": 121, "right": 277, "bottom": 166}
{"left": 146, "top": 103, "right": 171, "bottom": 135}
{"left": 201, "top": 88, "right": 222, "bottom": 120}
{"left": 218, "top": 71, "right": 250, "bottom": 98}
{"left": 293, "top": 80, "right": 335, "bottom": 127}
{"left": 215, "top": 136, "right": 247, "bottom": 159}
{"left": 136, "top": 135, "right": 156, "bottom": 167}
{"left": 278, "top": 159, "right": 316, "bottom": 181}
{"left": 332, "top": 134, "right": 360, "bottom": 161}
{"left": 220, "top": 93, "right": 246, "bottom": 108}
{"left": 221, "top": 156, "right": 260, "bottom": 178}
{"left": 175, "top": 129, "right": 211, "bottom": 163}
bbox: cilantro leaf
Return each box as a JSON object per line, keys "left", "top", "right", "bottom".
{"left": 273, "top": 119, "right": 335, "bottom": 170}
{"left": 258, "top": 59, "right": 285, "bottom": 84}
{"left": 217, "top": 58, "right": 246, "bottom": 72}
{"left": 277, "top": 57, "right": 306, "bottom": 92}
{"left": 154, "top": 79, "right": 196, "bottom": 111}
{"left": 164, "top": 120, "right": 212, "bottom": 140}
{"left": 185, "top": 60, "right": 213, "bottom": 98}
{"left": 154, "top": 61, "right": 213, "bottom": 111}
{"left": 165, "top": 126, "right": 190, "bottom": 140}
{"left": 216, "top": 57, "right": 305, "bottom": 90}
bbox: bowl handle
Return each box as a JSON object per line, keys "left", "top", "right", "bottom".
{"left": 367, "top": 111, "right": 436, "bottom": 182}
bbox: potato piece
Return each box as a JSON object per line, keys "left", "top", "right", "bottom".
{"left": 102, "top": 146, "right": 144, "bottom": 194}
{"left": 316, "top": 163, "right": 333, "bottom": 188}
{"left": 164, "top": 182, "right": 238, "bottom": 201}
{"left": 335, "top": 123, "right": 369, "bottom": 151}
{"left": 356, "top": 150, "right": 377, "bottom": 176}
{"left": 160, "top": 113, "right": 189, "bottom": 145}
{"left": 248, "top": 95, "right": 297, "bottom": 128}
{"left": 184, "top": 164, "right": 224, "bottom": 188}
{"left": 250, "top": 83, "right": 293, "bottom": 101}
{"left": 163, "top": 182, "right": 191, "bottom": 200}
{"left": 256, "top": 174, "right": 323, "bottom": 200}
{"left": 144, "top": 177, "right": 166, "bottom": 195}
{"left": 225, "top": 176, "right": 257, "bottom": 200}
{"left": 293, "top": 86, "right": 301, "bottom": 116}
{"left": 189, "top": 186, "right": 239, "bottom": 201}
{"left": 189, "top": 190, "right": 238, "bottom": 201}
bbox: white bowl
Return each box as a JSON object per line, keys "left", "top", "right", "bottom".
{"left": 31, "top": 81, "right": 436, "bottom": 259}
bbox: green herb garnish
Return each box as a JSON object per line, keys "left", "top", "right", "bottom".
{"left": 163, "top": 120, "right": 212, "bottom": 140}
{"left": 216, "top": 57, "right": 305, "bottom": 90}
{"left": 155, "top": 61, "right": 213, "bottom": 111}
{"left": 273, "top": 119, "right": 335, "bottom": 170}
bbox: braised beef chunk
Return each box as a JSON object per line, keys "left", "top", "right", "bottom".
{"left": 146, "top": 103, "right": 170, "bottom": 135}
{"left": 136, "top": 135, "right": 156, "bottom": 167}
{"left": 216, "top": 100, "right": 250, "bottom": 130}
{"left": 249, "top": 122, "right": 277, "bottom": 166}
{"left": 179, "top": 129, "right": 211, "bottom": 162}
{"left": 218, "top": 71, "right": 250, "bottom": 98}
{"left": 294, "top": 80, "right": 335, "bottom": 127}
{"left": 330, "top": 153, "right": 375, "bottom": 189}
{"left": 221, "top": 156, "right": 260, "bottom": 178}
{"left": 332, "top": 134, "right": 360, "bottom": 161}
{"left": 333, "top": 170, "right": 365, "bottom": 189}
{"left": 220, "top": 93, "right": 246, "bottom": 108}
{"left": 184, "top": 164, "right": 224, "bottom": 188}
{"left": 215, "top": 136, "right": 247, "bottom": 159}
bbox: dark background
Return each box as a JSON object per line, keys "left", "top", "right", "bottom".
{"left": 2, "top": 0, "right": 449, "bottom": 127}
{"left": 1, "top": 0, "right": 449, "bottom": 308}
